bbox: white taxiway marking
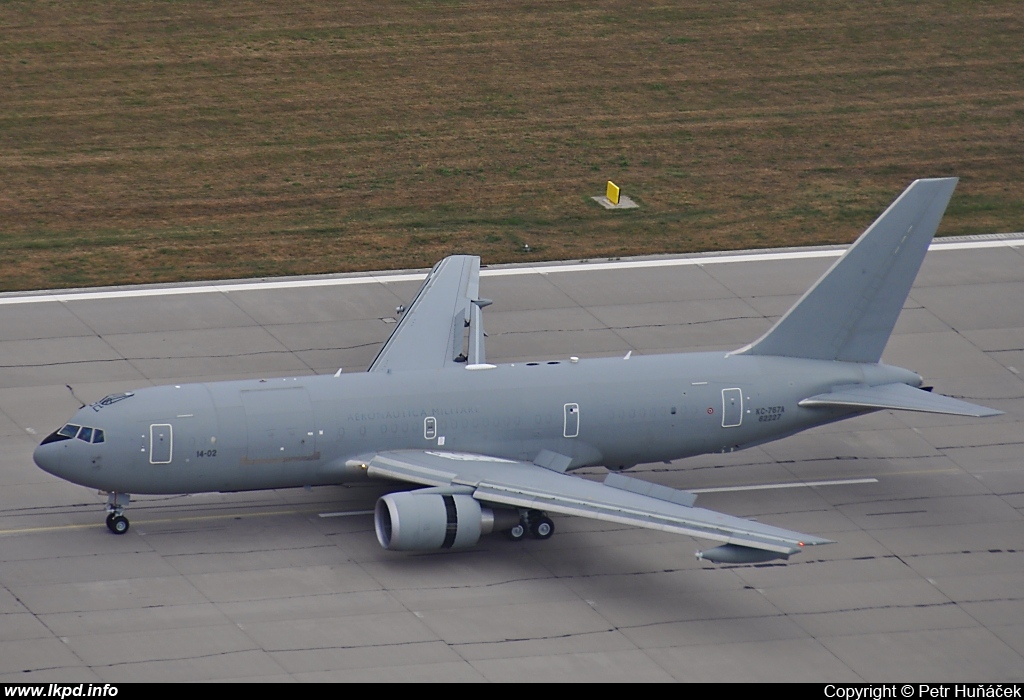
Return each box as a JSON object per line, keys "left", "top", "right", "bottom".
{"left": 2, "top": 236, "right": 1021, "bottom": 306}
{"left": 318, "top": 510, "right": 375, "bottom": 518}
{"left": 690, "top": 477, "right": 878, "bottom": 494}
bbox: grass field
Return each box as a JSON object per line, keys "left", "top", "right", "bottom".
{"left": 1, "top": 1, "right": 1022, "bottom": 291}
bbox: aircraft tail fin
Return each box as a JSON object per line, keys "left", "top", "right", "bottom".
{"left": 368, "top": 255, "right": 481, "bottom": 372}
{"left": 736, "top": 178, "right": 958, "bottom": 363}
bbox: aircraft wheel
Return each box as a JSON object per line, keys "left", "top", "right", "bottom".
{"left": 530, "top": 516, "right": 555, "bottom": 540}
{"left": 107, "top": 515, "right": 129, "bottom": 535}
{"left": 505, "top": 523, "right": 526, "bottom": 541}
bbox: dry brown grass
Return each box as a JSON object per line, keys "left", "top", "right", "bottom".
{"left": 1, "top": 1, "right": 1022, "bottom": 290}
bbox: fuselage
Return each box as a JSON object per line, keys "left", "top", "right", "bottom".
{"left": 33, "top": 351, "right": 922, "bottom": 495}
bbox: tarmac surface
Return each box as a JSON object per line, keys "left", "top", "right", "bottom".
{"left": 1, "top": 235, "right": 1023, "bottom": 682}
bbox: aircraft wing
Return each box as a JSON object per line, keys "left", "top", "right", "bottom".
{"left": 351, "top": 449, "right": 831, "bottom": 557}
{"left": 369, "top": 255, "right": 485, "bottom": 372}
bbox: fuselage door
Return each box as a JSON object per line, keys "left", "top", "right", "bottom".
{"left": 563, "top": 403, "right": 580, "bottom": 438}
{"left": 149, "top": 423, "right": 173, "bottom": 464}
{"left": 722, "top": 388, "right": 743, "bottom": 428}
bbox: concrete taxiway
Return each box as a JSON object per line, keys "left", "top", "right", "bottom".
{"left": 1, "top": 235, "right": 1022, "bottom": 682}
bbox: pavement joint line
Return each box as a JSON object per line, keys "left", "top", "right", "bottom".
{"left": 2, "top": 235, "right": 1022, "bottom": 306}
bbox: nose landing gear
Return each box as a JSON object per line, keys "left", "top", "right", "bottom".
{"left": 104, "top": 492, "right": 131, "bottom": 534}
{"left": 106, "top": 513, "right": 129, "bottom": 534}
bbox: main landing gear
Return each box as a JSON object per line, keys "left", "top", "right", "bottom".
{"left": 505, "top": 509, "right": 555, "bottom": 542}
{"left": 104, "top": 492, "right": 131, "bottom": 534}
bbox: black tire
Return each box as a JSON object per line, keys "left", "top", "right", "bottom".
{"left": 505, "top": 523, "right": 526, "bottom": 541}
{"left": 108, "top": 515, "right": 129, "bottom": 535}
{"left": 530, "top": 516, "right": 554, "bottom": 540}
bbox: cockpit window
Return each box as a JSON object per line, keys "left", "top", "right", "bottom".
{"left": 43, "top": 423, "right": 106, "bottom": 445}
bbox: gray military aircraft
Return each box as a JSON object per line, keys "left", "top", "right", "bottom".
{"left": 33, "top": 177, "right": 1000, "bottom": 564}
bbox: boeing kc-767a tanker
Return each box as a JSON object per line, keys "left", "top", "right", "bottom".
{"left": 33, "top": 178, "right": 1000, "bottom": 564}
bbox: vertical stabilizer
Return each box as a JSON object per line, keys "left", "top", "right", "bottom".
{"left": 368, "top": 255, "right": 480, "bottom": 372}
{"left": 736, "top": 178, "right": 958, "bottom": 363}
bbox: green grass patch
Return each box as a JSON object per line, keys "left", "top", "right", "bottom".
{"left": 0, "top": 1, "right": 1021, "bottom": 291}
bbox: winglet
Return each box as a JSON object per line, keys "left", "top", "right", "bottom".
{"left": 736, "top": 178, "right": 958, "bottom": 363}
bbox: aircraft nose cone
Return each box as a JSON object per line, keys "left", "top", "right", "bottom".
{"left": 33, "top": 440, "right": 63, "bottom": 478}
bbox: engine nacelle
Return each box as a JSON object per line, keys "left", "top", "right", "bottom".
{"left": 375, "top": 491, "right": 517, "bottom": 551}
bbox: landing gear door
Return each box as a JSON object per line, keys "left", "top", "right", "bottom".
{"left": 722, "top": 388, "right": 743, "bottom": 428}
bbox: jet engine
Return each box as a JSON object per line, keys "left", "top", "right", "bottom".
{"left": 374, "top": 491, "right": 519, "bottom": 551}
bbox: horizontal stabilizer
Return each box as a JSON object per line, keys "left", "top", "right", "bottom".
{"left": 799, "top": 382, "right": 1002, "bottom": 417}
